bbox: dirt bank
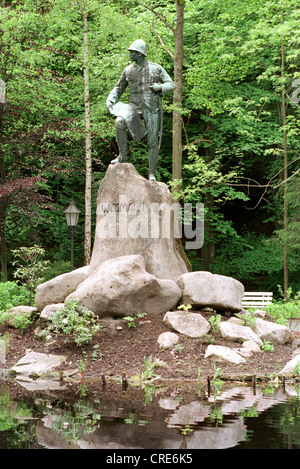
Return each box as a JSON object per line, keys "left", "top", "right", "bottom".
{"left": 1, "top": 312, "right": 299, "bottom": 388}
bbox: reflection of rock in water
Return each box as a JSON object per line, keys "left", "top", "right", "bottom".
{"left": 163, "top": 419, "right": 247, "bottom": 450}
{"left": 166, "top": 401, "right": 210, "bottom": 427}
{"left": 33, "top": 384, "right": 296, "bottom": 449}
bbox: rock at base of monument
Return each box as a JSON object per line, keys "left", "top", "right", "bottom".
{"left": 35, "top": 266, "right": 89, "bottom": 311}
{"left": 66, "top": 254, "right": 181, "bottom": 317}
{"left": 177, "top": 271, "right": 245, "bottom": 312}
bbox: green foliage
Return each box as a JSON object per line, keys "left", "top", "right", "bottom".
{"left": 261, "top": 340, "right": 274, "bottom": 352}
{"left": 123, "top": 313, "right": 147, "bottom": 328}
{"left": 177, "top": 304, "right": 192, "bottom": 311}
{"left": 12, "top": 246, "right": 50, "bottom": 302}
{"left": 0, "top": 282, "right": 31, "bottom": 311}
{"left": 235, "top": 310, "right": 256, "bottom": 328}
{"left": 264, "top": 290, "right": 300, "bottom": 324}
{"left": 208, "top": 313, "right": 222, "bottom": 334}
{"left": 48, "top": 299, "right": 101, "bottom": 346}
{"left": 141, "top": 356, "right": 157, "bottom": 384}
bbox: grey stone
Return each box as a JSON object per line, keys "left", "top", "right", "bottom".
{"left": 242, "top": 340, "right": 263, "bottom": 353}
{"left": 1, "top": 305, "right": 37, "bottom": 328}
{"left": 220, "top": 321, "right": 263, "bottom": 347}
{"left": 253, "top": 318, "right": 291, "bottom": 345}
{"left": 35, "top": 266, "right": 89, "bottom": 311}
{"left": 253, "top": 310, "right": 274, "bottom": 322}
{"left": 177, "top": 271, "right": 245, "bottom": 312}
{"left": 39, "top": 303, "right": 65, "bottom": 323}
{"left": 279, "top": 354, "right": 300, "bottom": 376}
{"left": 157, "top": 332, "right": 179, "bottom": 349}
{"left": 163, "top": 311, "right": 211, "bottom": 338}
{"left": 66, "top": 255, "right": 181, "bottom": 317}
{"left": 88, "top": 163, "right": 190, "bottom": 281}
{"left": 12, "top": 351, "right": 66, "bottom": 377}
{"left": 291, "top": 348, "right": 300, "bottom": 359}
{"left": 204, "top": 345, "right": 246, "bottom": 365}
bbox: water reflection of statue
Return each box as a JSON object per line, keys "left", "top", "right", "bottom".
{"left": 106, "top": 39, "right": 174, "bottom": 181}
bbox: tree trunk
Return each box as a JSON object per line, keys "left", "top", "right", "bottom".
{"left": 281, "top": 9, "right": 289, "bottom": 301}
{"left": 172, "top": 0, "right": 185, "bottom": 192}
{"left": 0, "top": 199, "right": 8, "bottom": 282}
{"left": 82, "top": 5, "right": 92, "bottom": 266}
{"left": 0, "top": 101, "right": 7, "bottom": 281}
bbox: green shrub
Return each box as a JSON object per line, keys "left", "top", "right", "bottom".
{"left": 48, "top": 299, "right": 101, "bottom": 346}
{"left": 0, "top": 282, "right": 31, "bottom": 311}
{"left": 264, "top": 289, "right": 300, "bottom": 325}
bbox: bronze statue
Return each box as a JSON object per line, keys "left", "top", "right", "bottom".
{"left": 106, "top": 39, "right": 174, "bottom": 181}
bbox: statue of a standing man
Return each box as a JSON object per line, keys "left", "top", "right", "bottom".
{"left": 106, "top": 39, "right": 174, "bottom": 181}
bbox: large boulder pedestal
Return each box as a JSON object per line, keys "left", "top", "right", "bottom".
{"left": 88, "top": 163, "right": 190, "bottom": 281}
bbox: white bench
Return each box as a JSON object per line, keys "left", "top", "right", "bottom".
{"left": 242, "top": 292, "right": 273, "bottom": 309}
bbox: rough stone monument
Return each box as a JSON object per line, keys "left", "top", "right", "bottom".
{"left": 88, "top": 163, "right": 190, "bottom": 281}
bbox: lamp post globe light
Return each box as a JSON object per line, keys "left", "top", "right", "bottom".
{"left": 64, "top": 200, "right": 80, "bottom": 270}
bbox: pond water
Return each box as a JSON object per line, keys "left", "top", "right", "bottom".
{"left": 0, "top": 379, "right": 299, "bottom": 451}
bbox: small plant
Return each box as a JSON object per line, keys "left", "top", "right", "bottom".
{"left": 123, "top": 316, "right": 136, "bottom": 328}
{"left": 262, "top": 340, "right": 274, "bottom": 352}
{"left": 197, "top": 367, "right": 202, "bottom": 380}
{"left": 174, "top": 344, "right": 184, "bottom": 354}
{"left": 235, "top": 311, "right": 256, "bottom": 328}
{"left": 48, "top": 299, "right": 101, "bottom": 346}
{"left": 91, "top": 344, "right": 102, "bottom": 361}
{"left": 208, "top": 313, "right": 222, "bottom": 334}
{"left": 212, "top": 362, "right": 224, "bottom": 390}
{"left": 141, "top": 356, "right": 157, "bottom": 383}
{"left": 0, "top": 310, "right": 37, "bottom": 335}
{"left": 123, "top": 313, "right": 147, "bottom": 328}
{"left": 178, "top": 304, "right": 192, "bottom": 312}
{"left": 294, "top": 361, "right": 300, "bottom": 377}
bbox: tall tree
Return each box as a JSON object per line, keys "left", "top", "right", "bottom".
{"left": 82, "top": 2, "right": 92, "bottom": 265}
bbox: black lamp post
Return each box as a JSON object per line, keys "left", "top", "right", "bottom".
{"left": 64, "top": 200, "right": 80, "bottom": 270}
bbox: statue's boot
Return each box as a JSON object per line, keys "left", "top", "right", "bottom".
{"left": 148, "top": 147, "right": 158, "bottom": 181}
{"left": 111, "top": 119, "right": 128, "bottom": 164}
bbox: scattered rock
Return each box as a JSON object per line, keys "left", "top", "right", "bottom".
{"left": 12, "top": 351, "right": 66, "bottom": 377}
{"left": 253, "top": 318, "right": 291, "bottom": 345}
{"left": 35, "top": 266, "right": 89, "bottom": 311}
{"left": 204, "top": 345, "right": 246, "bottom": 365}
{"left": 228, "top": 317, "right": 243, "bottom": 325}
{"left": 1, "top": 306, "right": 38, "bottom": 328}
{"left": 66, "top": 255, "right": 181, "bottom": 317}
{"left": 39, "top": 303, "right": 65, "bottom": 323}
{"left": 163, "top": 311, "right": 211, "bottom": 338}
{"left": 279, "top": 354, "right": 300, "bottom": 376}
{"left": 88, "top": 163, "right": 190, "bottom": 281}
{"left": 177, "top": 271, "right": 245, "bottom": 312}
{"left": 100, "top": 317, "right": 127, "bottom": 338}
{"left": 291, "top": 348, "right": 300, "bottom": 359}
{"left": 220, "top": 321, "right": 263, "bottom": 347}
{"left": 242, "top": 340, "right": 263, "bottom": 353}
{"left": 253, "top": 310, "right": 274, "bottom": 321}
{"left": 157, "top": 332, "right": 179, "bottom": 349}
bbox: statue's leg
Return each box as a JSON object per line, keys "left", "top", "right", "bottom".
{"left": 144, "top": 111, "right": 160, "bottom": 181}
{"left": 111, "top": 117, "right": 128, "bottom": 164}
